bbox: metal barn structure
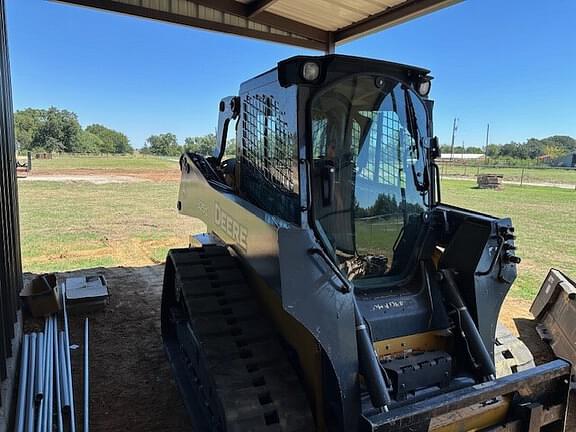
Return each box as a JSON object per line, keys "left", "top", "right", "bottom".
{"left": 552, "top": 152, "right": 576, "bottom": 168}
{"left": 0, "top": 0, "right": 461, "bottom": 426}
{"left": 0, "top": 0, "right": 23, "bottom": 421}
{"left": 55, "top": 0, "right": 460, "bottom": 51}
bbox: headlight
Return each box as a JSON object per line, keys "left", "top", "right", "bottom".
{"left": 302, "top": 62, "right": 320, "bottom": 82}
{"left": 417, "top": 79, "right": 432, "bottom": 97}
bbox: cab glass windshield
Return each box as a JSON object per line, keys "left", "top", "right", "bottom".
{"left": 310, "top": 75, "right": 430, "bottom": 280}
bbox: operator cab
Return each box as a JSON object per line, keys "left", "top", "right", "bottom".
{"left": 213, "top": 55, "right": 440, "bottom": 289}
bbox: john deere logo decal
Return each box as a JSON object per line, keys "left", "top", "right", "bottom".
{"left": 215, "top": 202, "right": 248, "bottom": 252}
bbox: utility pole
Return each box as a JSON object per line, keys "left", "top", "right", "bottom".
{"left": 450, "top": 118, "right": 458, "bottom": 161}
{"left": 484, "top": 123, "right": 490, "bottom": 163}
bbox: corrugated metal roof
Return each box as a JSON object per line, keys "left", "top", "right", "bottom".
{"left": 54, "top": 0, "right": 462, "bottom": 50}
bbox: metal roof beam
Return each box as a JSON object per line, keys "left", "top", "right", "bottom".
{"left": 246, "top": 0, "right": 281, "bottom": 18}
{"left": 53, "top": 0, "right": 465, "bottom": 52}
{"left": 335, "top": 0, "right": 462, "bottom": 43}
{"left": 192, "top": 0, "right": 328, "bottom": 44}
{"left": 56, "top": 0, "right": 327, "bottom": 50}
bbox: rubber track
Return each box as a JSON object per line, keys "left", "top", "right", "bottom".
{"left": 167, "top": 246, "right": 315, "bottom": 432}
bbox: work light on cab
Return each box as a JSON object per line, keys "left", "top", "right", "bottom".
{"left": 302, "top": 61, "right": 320, "bottom": 81}
{"left": 417, "top": 77, "right": 432, "bottom": 97}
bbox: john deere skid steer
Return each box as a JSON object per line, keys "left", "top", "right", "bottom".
{"left": 161, "top": 55, "right": 571, "bottom": 432}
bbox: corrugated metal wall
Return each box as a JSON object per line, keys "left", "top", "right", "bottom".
{"left": 0, "top": 0, "right": 23, "bottom": 384}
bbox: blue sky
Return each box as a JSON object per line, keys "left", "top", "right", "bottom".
{"left": 6, "top": 0, "right": 576, "bottom": 149}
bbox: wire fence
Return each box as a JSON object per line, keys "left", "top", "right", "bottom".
{"left": 14, "top": 151, "right": 576, "bottom": 189}
{"left": 15, "top": 151, "right": 177, "bottom": 163}
{"left": 437, "top": 161, "right": 576, "bottom": 189}
{"left": 22, "top": 152, "right": 142, "bottom": 159}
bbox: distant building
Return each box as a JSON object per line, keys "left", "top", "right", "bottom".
{"left": 438, "top": 153, "right": 485, "bottom": 161}
{"left": 551, "top": 152, "right": 576, "bottom": 168}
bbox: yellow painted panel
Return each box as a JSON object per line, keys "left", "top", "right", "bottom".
{"left": 374, "top": 330, "right": 449, "bottom": 358}
{"left": 430, "top": 397, "right": 511, "bottom": 432}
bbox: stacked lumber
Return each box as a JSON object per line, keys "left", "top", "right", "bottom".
{"left": 477, "top": 174, "right": 503, "bottom": 189}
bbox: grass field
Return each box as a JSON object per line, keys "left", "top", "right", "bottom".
{"left": 17, "top": 155, "right": 575, "bottom": 299}
{"left": 19, "top": 180, "right": 204, "bottom": 272}
{"left": 19, "top": 168, "right": 203, "bottom": 273}
{"left": 30, "top": 154, "right": 177, "bottom": 172}
{"left": 439, "top": 163, "right": 576, "bottom": 186}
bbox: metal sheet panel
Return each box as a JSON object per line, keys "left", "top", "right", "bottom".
{"left": 56, "top": 0, "right": 327, "bottom": 49}
{"left": 0, "top": 0, "right": 23, "bottom": 383}
{"left": 267, "top": 0, "right": 406, "bottom": 31}
{"left": 53, "top": 0, "right": 462, "bottom": 50}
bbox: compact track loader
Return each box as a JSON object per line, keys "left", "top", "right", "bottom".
{"left": 161, "top": 55, "right": 571, "bottom": 432}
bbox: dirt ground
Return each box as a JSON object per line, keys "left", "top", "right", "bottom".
{"left": 444, "top": 175, "right": 576, "bottom": 190}
{"left": 29, "top": 168, "right": 181, "bottom": 183}
{"left": 22, "top": 265, "right": 573, "bottom": 431}
{"left": 26, "top": 265, "right": 192, "bottom": 432}
{"left": 501, "top": 297, "right": 576, "bottom": 429}
{"left": 21, "top": 174, "right": 145, "bottom": 184}
{"left": 499, "top": 297, "right": 555, "bottom": 365}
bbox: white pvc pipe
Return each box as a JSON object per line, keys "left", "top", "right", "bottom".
{"left": 58, "top": 331, "right": 70, "bottom": 415}
{"left": 34, "top": 331, "right": 44, "bottom": 404}
{"left": 62, "top": 283, "right": 77, "bottom": 432}
{"left": 45, "top": 316, "right": 54, "bottom": 432}
{"left": 53, "top": 317, "right": 64, "bottom": 432}
{"left": 38, "top": 319, "right": 51, "bottom": 432}
{"left": 26, "top": 333, "right": 37, "bottom": 432}
{"left": 38, "top": 318, "right": 52, "bottom": 432}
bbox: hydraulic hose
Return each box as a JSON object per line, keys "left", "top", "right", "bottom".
{"left": 439, "top": 269, "right": 496, "bottom": 380}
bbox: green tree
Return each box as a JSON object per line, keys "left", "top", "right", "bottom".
{"left": 15, "top": 107, "right": 82, "bottom": 152}
{"left": 499, "top": 142, "right": 528, "bottom": 159}
{"left": 542, "top": 144, "right": 563, "bottom": 159}
{"left": 452, "top": 146, "right": 465, "bottom": 154}
{"left": 485, "top": 144, "right": 501, "bottom": 157}
{"left": 225, "top": 138, "right": 236, "bottom": 157}
{"left": 440, "top": 144, "right": 452, "bottom": 154}
{"left": 465, "top": 146, "right": 484, "bottom": 154}
{"left": 31, "top": 107, "right": 82, "bottom": 153}
{"left": 85, "top": 124, "right": 132, "bottom": 153}
{"left": 78, "top": 130, "right": 105, "bottom": 153}
{"left": 14, "top": 108, "right": 43, "bottom": 150}
{"left": 183, "top": 134, "right": 217, "bottom": 156}
{"left": 484, "top": 136, "right": 575, "bottom": 162}
{"left": 540, "top": 136, "right": 576, "bottom": 155}
{"left": 524, "top": 138, "right": 545, "bottom": 159}
{"left": 145, "top": 133, "right": 181, "bottom": 156}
